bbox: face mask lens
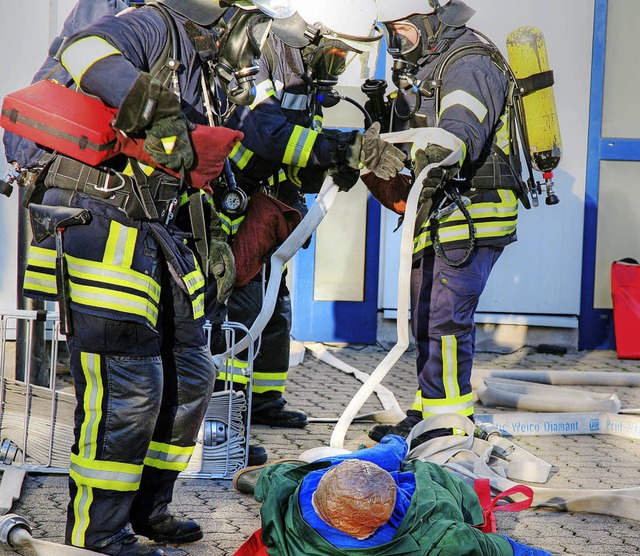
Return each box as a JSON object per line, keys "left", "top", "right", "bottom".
{"left": 308, "top": 40, "right": 358, "bottom": 84}
{"left": 383, "top": 22, "right": 420, "bottom": 58}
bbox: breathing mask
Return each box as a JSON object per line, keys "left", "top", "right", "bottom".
{"left": 215, "top": 10, "right": 273, "bottom": 106}
{"left": 302, "top": 39, "right": 364, "bottom": 107}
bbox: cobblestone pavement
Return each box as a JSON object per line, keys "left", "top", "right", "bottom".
{"left": 5, "top": 345, "right": 640, "bottom": 556}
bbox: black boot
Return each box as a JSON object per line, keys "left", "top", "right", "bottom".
{"left": 368, "top": 411, "right": 421, "bottom": 443}
{"left": 132, "top": 514, "right": 203, "bottom": 544}
{"left": 248, "top": 444, "right": 268, "bottom": 466}
{"left": 93, "top": 535, "right": 167, "bottom": 556}
{"left": 251, "top": 396, "right": 307, "bottom": 428}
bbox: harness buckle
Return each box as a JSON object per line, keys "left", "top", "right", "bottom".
{"left": 94, "top": 170, "right": 126, "bottom": 193}
{"left": 163, "top": 197, "right": 179, "bottom": 225}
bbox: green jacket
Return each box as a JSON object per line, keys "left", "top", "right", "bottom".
{"left": 254, "top": 459, "right": 513, "bottom": 556}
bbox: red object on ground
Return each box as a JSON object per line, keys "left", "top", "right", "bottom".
{"left": 234, "top": 528, "right": 269, "bottom": 556}
{"left": 611, "top": 259, "right": 640, "bottom": 359}
{"left": 474, "top": 478, "right": 534, "bottom": 533}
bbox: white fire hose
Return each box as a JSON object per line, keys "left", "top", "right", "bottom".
{"left": 0, "top": 514, "right": 102, "bottom": 555}
{"left": 212, "top": 177, "right": 339, "bottom": 369}
{"left": 300, "top": 128, "right": 465, "bottom": 461}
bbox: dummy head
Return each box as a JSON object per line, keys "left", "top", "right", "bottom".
{"left": 312, "top": 459, "right": 397, "bottom": 540}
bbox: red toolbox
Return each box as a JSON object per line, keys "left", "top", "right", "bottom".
{"left": 611, "top": 258, "right": 640, "bottom": 359}
{"left": 1, "top": 79, "right": 119, "bottom": 166}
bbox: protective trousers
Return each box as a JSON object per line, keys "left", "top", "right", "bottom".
{"left": 410, "top": 246, "right": 503, "bottom": 420}
{"left": 208, "top": 268, "right": 291, "bottom": 405}
{"left": 65, "top": 267, "right": 215, "bottom": 550}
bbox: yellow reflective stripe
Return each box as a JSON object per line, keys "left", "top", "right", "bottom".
{"left": 252, "top": 371, "right": 287, "bottom": 393}
{"left": 229, "top": 142, "right": 254, "bottom": 170}
{"left": 144, "top": 441, "right": 194, "bottom": 471}
{"left": 70, "top": 453, "right": 142, "bottom": 491}
{"left": 313, "top": 114, "right": 323, "bottom": 132}
{"left": 27, "top": 246, "right": 56, "bottom": 268}
{"left": 411, "top": 390, "right": 422, "bottom": 413}
{"left": 184, "top": 269, "right": 205, "bottom": 296}
{"left": 283, "top": 125, "right": 318, "bottom": 167}
{"left": 420, "top": 393, "right": 474, "bottom": 417}
{"left": 78, "top": 352, "right": 103, "bottom": 460}
{"left": 71, "top": 484, "right": 93, "bottom": 547}
{"left": 495, "top": 112, "right": 510, "bottom": 153}
{"left": 226, "top": 358, "right": 249, "bottom": 369}
{"left": 66, "top": 255, "right": 161, "bottom": 302}
{"left": 268, "top": 169, "right": 288, "bottom": 187}
{"left": 192, "top": 292, "right": 205, "bottom": 320}
{"left": 161, "top": 136, "right": 177, "bottom": 154}
{"left": 123, "top": 160, "right": 156, "bottom": 177}
{"left": 70, "top": 282, "right": 159, "bottom": 324}
{"left": 411, "top": 390, "right": 474, "bottom": 417}
{"left": 216, "top": 369, "right": 251, "bottom": 385}
{"left": 440, "top": 89, "right": 488, "bottom": 123}
{"left": 413, "top": 190, "right": 517, "bottom": 253}
{"left": 24, "top": 271, "right": 57, "bottom": 294}
{"left": 61, "top": 36, "right": 120, "bottom": 85}
{"left": 442, "top": 335, "right": 459, "bottom": 398}
{"left": 103, "top": 221, "right": 137, "bottom": 268}
{"left": 285, "top": 165, "right": 303, "bottom": 187}
{"left": 220, "top": 213, "right": 245, "bottom": 236}
{"left": 250, "top": 79, "right": 276, "bottom": 109}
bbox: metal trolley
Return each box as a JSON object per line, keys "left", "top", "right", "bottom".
{"left": 0, "top": 309, "right": 255, "bottom": 480}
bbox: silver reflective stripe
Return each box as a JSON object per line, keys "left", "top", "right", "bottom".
{"left": 61, "top": 36, "right": 120, "bottom": 84}
{"left": 280, "top": 92, "right": 311, "bottom": 111}
{"left": 146, "top": 447, "right": 192, "bottom": 465}
{"left": 440, "top": 90, "right": 488, "bottom": 123}
{"left": 70, "top": 461, "right": 141, "bottom": 486}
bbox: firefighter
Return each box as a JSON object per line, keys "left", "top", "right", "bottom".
{"left": 367, "top": 0, "right": 521, "bottom": 443}
{"left": 20, "top": 1, "right": 293, "bottom": 554}
{"left": 208, "top": 0, "right": 406, "bottom": 429}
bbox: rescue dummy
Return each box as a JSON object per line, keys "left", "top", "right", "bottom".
{"left": 237, "top": 435, "right": 552, "bottom": 555}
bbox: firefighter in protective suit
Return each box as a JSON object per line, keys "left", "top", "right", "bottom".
{"left": 367, "top": 0, "right": 521, "bottom": 443}
{"left": 21, "top": 1, "right": 293, "bottom": 554}
{"left": 208, "top": 0, "right": 406, "bottom": 428}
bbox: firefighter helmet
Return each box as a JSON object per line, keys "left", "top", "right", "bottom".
{"left": 154, "top": 0, "right": 294, "bottom": 27}
{"left": 272, "top": 0, "right": 381, "bottom": 52}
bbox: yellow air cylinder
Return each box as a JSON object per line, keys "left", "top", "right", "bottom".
{"left": 506, "top": 26, "right": 562, "bottom": 174}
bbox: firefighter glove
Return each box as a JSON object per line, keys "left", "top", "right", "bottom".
{"left": 114, "top": 72, "right": 194, "bottom": 170}
{"left": 210, "top": 210, "right": 236, "bottom": 304}
{"left": 413, "top": 145, "right": 455, "bottom": 204}
{"left": 361, "top": 122, "right": 406, "bottom": 180}
{"left": 324, "top": 129, "right": 363, "bottom": 192}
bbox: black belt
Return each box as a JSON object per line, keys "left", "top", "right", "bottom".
{"left": 43, "top": 155, "right": 181, "bottom": 220}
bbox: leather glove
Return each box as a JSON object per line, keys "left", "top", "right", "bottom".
{"left": 210, "top": 211, "right": 236, "bottom": 304}
{"left": 143, "top": 115, "right": 194, "bottom": 170}
{"left": 114, "top": 72, "right": 194, "bottom": 171}
{"left": 323, "top": 129, "right": 363, "bottom": 192}
{"left": 188, "top": 125, "right": 244, "bottom": 192}
{"left": 413, "top": 145, "right": 455, "bottom": 205}
{"left": 361, "top": 122, "right": 407, "bottom": 180}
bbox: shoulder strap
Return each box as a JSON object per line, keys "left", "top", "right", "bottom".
{"left": 144, "top": 3, "right": 180, "bottom": 86}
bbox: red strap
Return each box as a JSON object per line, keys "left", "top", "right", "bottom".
{"left": 474, "top": 479, "right": 534, "bottom": 533}
{"left": 234, "top": 529, "right": 269, "bottom": 556}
